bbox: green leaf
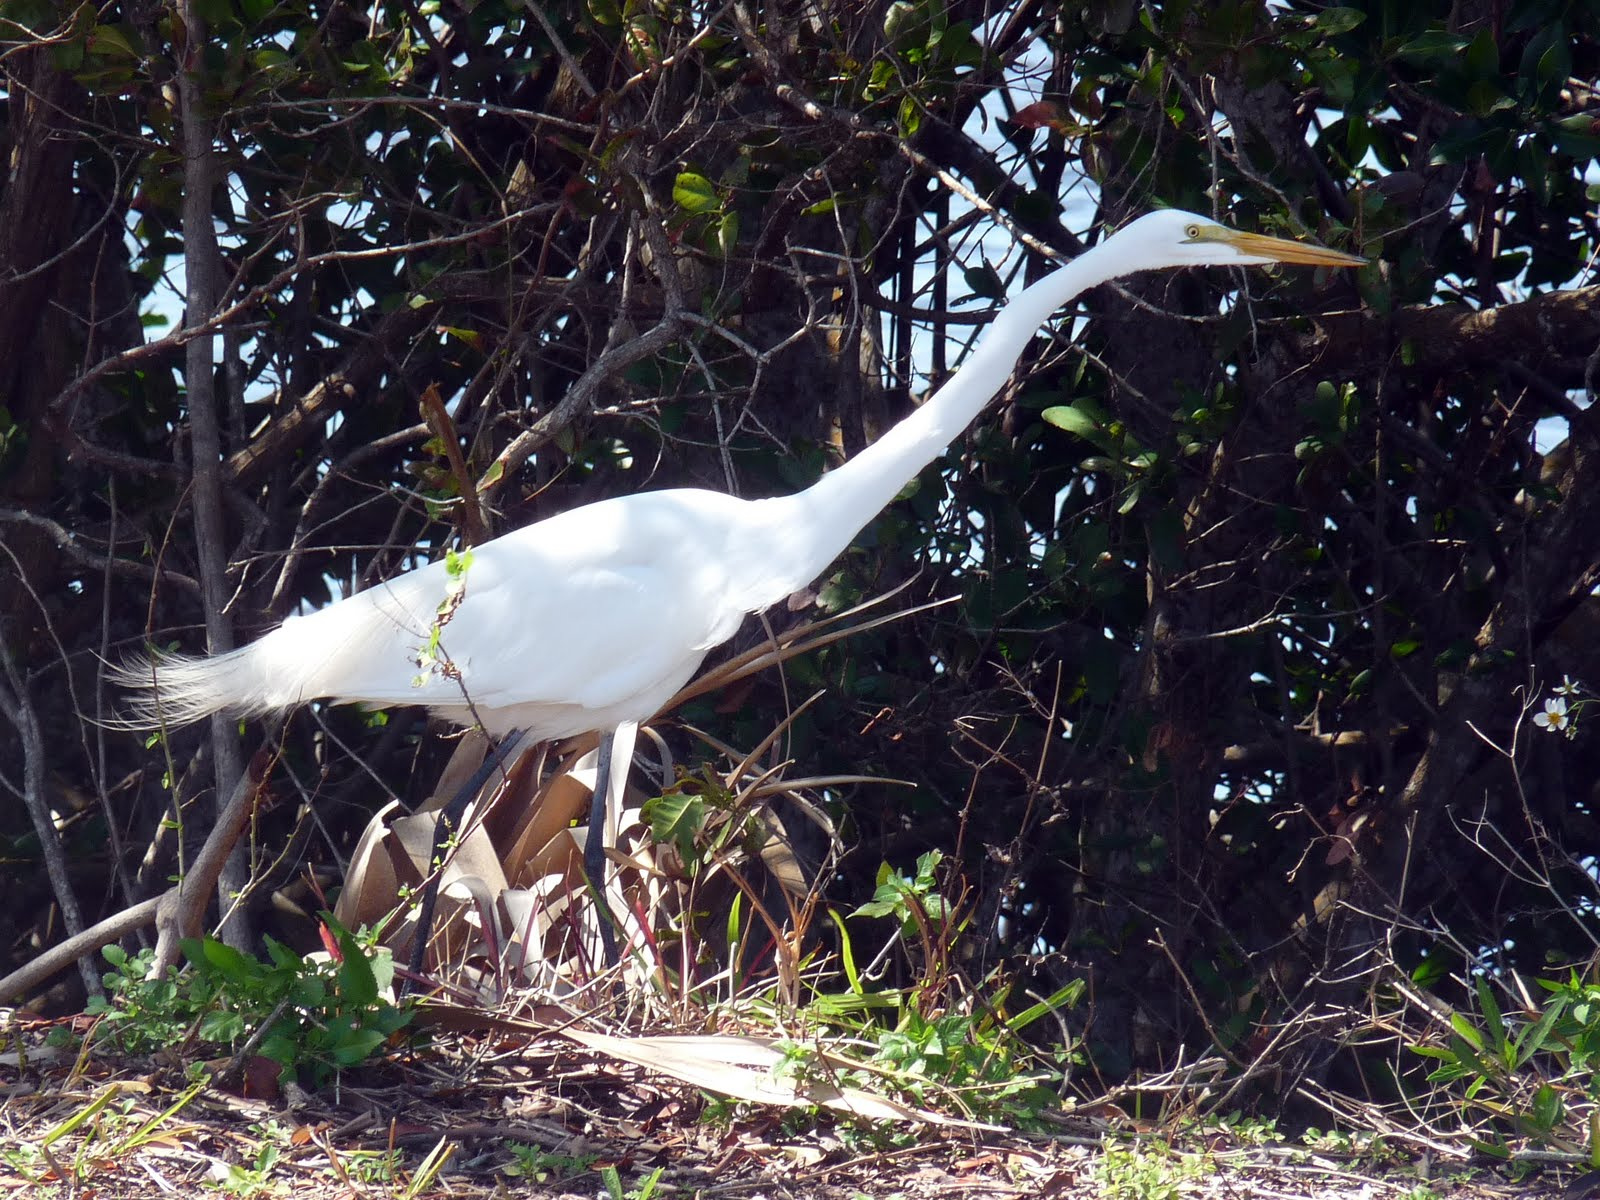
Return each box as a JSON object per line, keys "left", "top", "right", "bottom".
{"left": 335, "top": 927, "right": 379, "bottom": 1007}
{"left": 198, "top": 937, "right": 259, "bottom": 986}
{"left": 1449, "top": 1011, "right": 1486, "bottom": 1053}
{"left": 962, "top": 261, "right": 1004, "bottom": 300}
{"left": 1079, "top": 452, "right": 1122, "bottom": 474}
{"left": 883, "top": 0, "right": 916, "bottom": 42}
{"left": 88, "top": 23, "right": 142, "bottom": 59}
{"left": 827, "top": 907, "right": 864, "bottom": 994}
{"left": 852, "top": 893, "right": 902, "bottom": 920}
{"left": 1534, "top": 40, "right": 1572, "bottom": 94}
{"left": 1464, "top": 28, "right": 1499, "bottom": 78}
{"left": 263, "top": 938, "right": 300, "bottom": 970}
{"left": 724, "top": 890, "right": 743, "bottom": 969}
{"left": 1512, "top": 994, "right": 1566, "bottom": 1069}
{"left": 1041, "top": 404, "right": 1103, "bottom": 441}
{"left": 672, "top": 171, "right": 719, "bottom": 214}
{"left": 50, "top": 33, "right": 85, "bottom": 71}
{"left": 1464, "top": 80, "right": 1514, "bottom": 118}
{"left": 1531, "top": 1083, "right": 1564, "bottom": 1132}
{"left": 1315, "top": 7, "right": 1365, "bottom": 35}
{"left": 1116, "top": 479, "right": 1145, "bottom": 515}
{"left": 897, "top": 96, "right": 922, "bottom": 137}
{"left": 716, "top": 210, "right": 740, "bottom": 257}
{"left": 1394, "top": 30, "right": 1470, "bottom": 63}
{"left": 644, "top": 792, "right": 707, "bottom": 857}
{"left": 1411, "top": 953, "right": 1448, "bottom": 989}
{"left": 331, "top": 1026, "right": 387, "bottom": 1064}
{"left": 1005, "top": 981, "right": 1085, "bottom": 1032}
{"left": 588, "top": 0, "right": 621, "bottom": 26}
{"left": 438, "top": 325, "right": 484, "bottom": 353}
{"left": 1476, "top": 976, "right": 1506, "bottom": 1054}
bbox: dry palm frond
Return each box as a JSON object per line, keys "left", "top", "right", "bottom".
{"left": 335, "top": 592, "right": 933, "bottom": 1009}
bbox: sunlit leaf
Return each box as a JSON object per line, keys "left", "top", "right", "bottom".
{"left": 672, "top": 171, "right": 719, "bottom": 214}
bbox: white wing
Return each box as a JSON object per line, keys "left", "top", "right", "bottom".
{"left": 116, "top": 488, "right": 771, "bottom": 738}
{"left": 302, "top": 492, "right": 750, "bottom": 712}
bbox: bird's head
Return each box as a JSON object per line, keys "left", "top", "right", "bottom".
{"left": 1112, "top": 208, "right": 1366, "bottom": 271}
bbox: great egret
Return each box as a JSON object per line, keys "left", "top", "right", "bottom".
{"left": 115, "top": 208, "right": 1362, "bottom": 967}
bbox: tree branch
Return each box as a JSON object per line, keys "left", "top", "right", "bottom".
{"left": 0, "top": 626, "right": 100, "bottom": 1000}
{"left": 177, "top": 0, "right": 250, "bottom": 950}
{"left": 476, "top": 311, "right": 687, "bottom": 494}
{"left": 1313, "top": 286, "right": 1600, "bottom": 380}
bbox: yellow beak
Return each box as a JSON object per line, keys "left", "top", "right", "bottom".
{"left": 1210, "top": 228, "right": 1367, "bottom": 267}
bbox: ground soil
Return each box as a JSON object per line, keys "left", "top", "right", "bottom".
{"left": 0, "top": 1011, "right": 1587, "bottom": 1200}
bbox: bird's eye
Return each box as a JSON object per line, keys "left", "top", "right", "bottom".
{"left": 1184, "top": 224, "right": 1201, "bottom": 239}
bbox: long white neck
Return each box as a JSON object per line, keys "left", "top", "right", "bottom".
{"left": 756, "top": 238, "right": 1147, "bottom": 590}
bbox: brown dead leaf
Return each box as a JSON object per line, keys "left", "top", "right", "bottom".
{"left": 561, "top": 1030, "right": 990, "bottom": 1128}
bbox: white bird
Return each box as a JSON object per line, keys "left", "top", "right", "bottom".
{"left": 115, "top": 209, "right": 1363, "bottom": 966}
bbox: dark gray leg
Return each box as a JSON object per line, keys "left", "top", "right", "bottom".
{"left": 586, "top": 729, "right": 621, "bottom": 966}
{"left": 403, "top": 729, "right": 526, "bottom": 992}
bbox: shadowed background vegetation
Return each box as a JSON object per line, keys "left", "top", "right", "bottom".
{"left": 1, "top": 0, "right": 1598, "bottom": 1123}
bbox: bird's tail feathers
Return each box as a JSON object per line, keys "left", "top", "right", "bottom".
{"left": 108, "top": 639, "right": 291, "bottom": 731}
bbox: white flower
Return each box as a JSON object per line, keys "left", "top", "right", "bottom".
{"left": 1533, "top": 697, "right": 1569, "bottom": 733}
{"left": 1555, "top": 675, "right": 1583, "bottom": 696}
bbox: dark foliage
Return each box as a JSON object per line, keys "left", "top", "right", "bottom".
{"left": 1, "top": 0, "right": 1597, "bottom": 1097}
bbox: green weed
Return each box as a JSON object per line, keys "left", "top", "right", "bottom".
{"left": 88, "top": 919, "right": 412, "bottom": 1087}
{"left": 1092, "top": 1140, "right": 1208, "bottom": 1200}
{"left": 1410, "top": 970, "right": 1600, "bottom": 1160}
{"left": 504, "top": 1145, "right": 600, "bottom": 1183}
